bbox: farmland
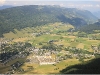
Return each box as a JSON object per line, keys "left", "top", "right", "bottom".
{"left": 0, "top": 22, "right": 100, "bottom": 74}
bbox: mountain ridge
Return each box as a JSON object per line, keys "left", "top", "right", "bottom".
{"left": 92, "top": 11, "right": 100, "bottom": 19}
{"left": 0, "top": 5, "right": 98, "bottom": 37}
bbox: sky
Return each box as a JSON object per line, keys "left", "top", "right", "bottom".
{"left": 0, "top": 0, "right": 100, "bottom": 12}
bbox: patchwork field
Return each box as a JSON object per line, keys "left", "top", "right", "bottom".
{"left": 0, "top": 22, "right": 100, "bottom": 74}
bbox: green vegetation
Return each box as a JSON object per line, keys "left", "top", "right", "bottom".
{"left": 20, "top": 59, "right": 80, "bottom": 74}
{"left": 77, "top": 21, "right": 100, "bottom": 34}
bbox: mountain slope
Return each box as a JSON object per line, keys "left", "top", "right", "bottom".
{"left": 63, "top": 8, "right": 98, "bottom": 24}
{"left": 77, "top": 20, "right": 100, "bottom": 33}
{"left": 0, "top": 5, "right": 98, "bottom": 37}
{"left": 92, "top": 11, "right": 100, "bottom": 19}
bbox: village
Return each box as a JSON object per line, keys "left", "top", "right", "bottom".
{"left": 0, "top": 36, "right": 100, "bottom": 74}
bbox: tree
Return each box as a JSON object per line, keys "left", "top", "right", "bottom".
{"left": 25, "top": 42, "right": 32, "bottom": 47}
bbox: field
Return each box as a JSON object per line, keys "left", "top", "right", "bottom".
{"left": 0, "top": 22, "right": 100, "bottom": 74}
{"left": 20, "top": 58, "right": 80, "bottom": 74}
{"left": 0, "top": 58, "right": 26, "bottom": 74}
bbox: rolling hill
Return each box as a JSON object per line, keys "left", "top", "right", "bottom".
{"left": 0, "top": 5, "right": 98, "bottom": 37}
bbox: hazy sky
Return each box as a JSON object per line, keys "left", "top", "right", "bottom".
{"left": 0, "top": 0, "right": 100, "bottom": 12}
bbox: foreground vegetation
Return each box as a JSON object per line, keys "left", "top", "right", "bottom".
{"left": 60, "top": 57, "right": 100, "bottom": 74}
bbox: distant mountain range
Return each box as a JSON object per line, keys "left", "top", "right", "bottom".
{"left": 0, "top": 5, "right": 13, "bottom": 10}
{"left": 0, "top": 5, "right": 98, "bottom": 37}
{"left": 92, "top": 11, "right": 100, "bottom": 19}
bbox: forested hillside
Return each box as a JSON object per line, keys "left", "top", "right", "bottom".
{"left": 0, "top": 5, "right": 98, "bottom": 37}
{"left": 77, "top": 21, "right": 100, "bottom": 33}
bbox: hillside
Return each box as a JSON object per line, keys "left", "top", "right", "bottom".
{"left": 0, "top": 5, "right": 98, "bottom": 37}
{"left": 77, "top": 20, "right": 100, "bottom": 34}
{"left": 60, "top": 57, "right": 100, "bottom": 74}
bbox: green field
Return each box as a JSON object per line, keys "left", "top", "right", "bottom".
{"left": 0, "top": 58, "right": 26, "bottom": 74}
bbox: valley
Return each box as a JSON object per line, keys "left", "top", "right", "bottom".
{"left": 0, "top": 22, "right": 100, "bottom": 74}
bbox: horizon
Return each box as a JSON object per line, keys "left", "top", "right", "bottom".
{"left": 0, "top": 0, "right": 100, "bottom": 12}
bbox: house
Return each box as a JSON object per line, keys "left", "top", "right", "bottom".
{"left": 91, "top": 45, "right": 100, "bottom": 54}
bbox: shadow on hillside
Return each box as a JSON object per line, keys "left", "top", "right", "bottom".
{"left": 60, "top": 58, "right": 100, "bottom": 74}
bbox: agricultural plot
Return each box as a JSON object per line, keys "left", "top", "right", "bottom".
{"left": 20, "top": 58, "right": 80, "bottom": 74}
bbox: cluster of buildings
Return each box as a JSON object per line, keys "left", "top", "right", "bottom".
{"left": 36, "top": 56, "right": 56, "bottom": 65}
{"left": 28, "top": 56, "right": 56, "bottom": 65}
